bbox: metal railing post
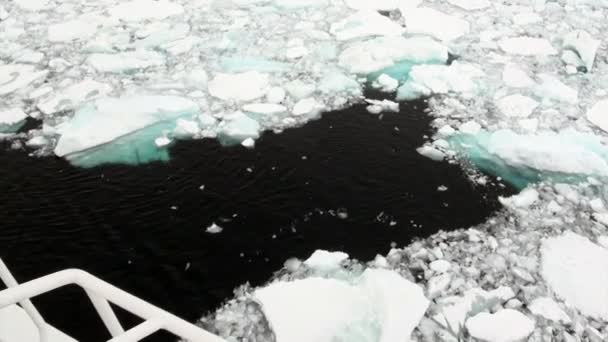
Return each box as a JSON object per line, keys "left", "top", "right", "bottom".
{"left": 0, "top": 258, "right": 49, "bottom": 342}
{"left": 86, "top": 290, "right": 126, "bottom": 337}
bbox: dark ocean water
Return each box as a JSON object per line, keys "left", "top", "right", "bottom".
{"left": 0, "top": 97, "right": 511, "bottom": 341}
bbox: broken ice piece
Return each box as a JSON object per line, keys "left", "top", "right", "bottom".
{"left": 206, "top": 223, "right": 223, "bottom": 234}
{"left": 241, "top": 137, "right": 255, "bottom": 149}
{"left": 0, "top": 108, "right": 28, "bottom": 133}
{"left": 154, "top": 136, "right": 172, "bottom": 148}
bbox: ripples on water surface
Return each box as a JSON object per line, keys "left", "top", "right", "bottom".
{"left": 0, "top": 97, "right": 512, "bottom": 341}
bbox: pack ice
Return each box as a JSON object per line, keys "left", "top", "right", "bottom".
{"left": 1, "top": 0, "right": 454, "bottom": 167}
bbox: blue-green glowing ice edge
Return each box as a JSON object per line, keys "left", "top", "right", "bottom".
{"left": 447, "top": 129, "right": 608, "bottom": 190}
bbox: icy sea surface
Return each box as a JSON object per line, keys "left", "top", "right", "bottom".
{"left": 0, "top": 99, "right": 509, "bottom": 342}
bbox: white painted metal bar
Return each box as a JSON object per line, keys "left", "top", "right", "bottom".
{"left": 0, "top": 258, "right": 49, "bottom": 342}
{"left": 0, "top": 263, "right": 227, "bottom": 342}
{"left": 85, "top": 289, "right": 126, "bottom": 337}
{"left": 107, "top": 319, "right": 163, "bottom": 342}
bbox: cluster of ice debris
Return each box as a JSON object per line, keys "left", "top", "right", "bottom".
{"left": 0, "top": 0, "right": 450, "bottom": 167}
{"left": 198, "top": 181, "right": 608, "bottom": 342}
{"left": 3, "top": 0, "right": 608, "bottom": 340}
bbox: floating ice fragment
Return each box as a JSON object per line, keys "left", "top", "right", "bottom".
{"left": 541, "top": 232, "right": 608, "bottom": 321}
{"left": 534, "top": 74, "right": 578, "bottom": 104}
{"left": 499, "top": 188, "right": 539, "bottom": 209}
{"left": 242, "top": 103, "right": 287, "bottom": 115}
{"left": 403, "top": 7, "right": 470, "bottom": 42}
{"left": 396, "top": 62, "right": 484, "bottom": 100}
{"left": 304, "top": 250, "right": 349, "bottom": 272}
{"left": 54, "top": 95, "right": 200, "bottom": 157}
{"left": 499, "top": 37, "right": 557, "bottom": 56}
{"left": 48, "top": 19, "right": 98, "bottom": 42}
{"left": 466, "top": 310, "right": 535, "bottom": 342}
{"left": 373, "top": 74, "right": 399, "bottom": 92}
{"left": 154, "top": 136, "right": 172, "bottom": 148}
{"left": 496, "top": 94, "right": 539, "bottom": 118}
{"left": 330, "top": 10, "right": 404, "bottom": 41}
{"left": 528, "top": 297, "right": 571, "bottom": 324}
{"left": 417, "top": 146, "right": 445, "bottom": 161}
{"left": 0, "top": 108, "right": 28, "bottom": 133}
{"left": 206, "top": 223, "right": 223, "bottom": 234}
{"left": 218, "top": 111, "right": 260, "bottom": 144}
{"left": 563, "top": 30, "right": 600, "bottom": 72}
{"left": 502, "top": 64, "right": 535, "bottom": 88}
{"left": 14, "top": 0, "right": 47, "bottom": 10}
{"left": 0, "top": 64, "right": 48, "bottom": 96}
{"left": 208, "top": 72, "right": 269, "bottom": 102}
{"left": 448, "top": 129, "right": 608, "bottom": 188}
{"left": 586, "top": 99, "right": 608, "bottom": 133}
{"left": 241, "top": 137, "right": 255, "bottom": 149}
{"left": 292, "top": 98, "right": 319, "bottom": 116}
{"left": 458, "top": 120, "right": 482, "bottom": 135}
{"left": 365, "top": 99, "right": 399, "bottom": 114}
{"left": 254, "top": 267, "right": 429, "bottom": 342}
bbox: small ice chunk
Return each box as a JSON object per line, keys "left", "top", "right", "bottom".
{"left": 208, "top": 72, "right": 269, "bottom": 102}
{"left": 304, "top": 250, "right": 349, "bottom": 272}
{"left": 14, "top": 0, "right": 47, "bottom": 10}
{"left": 48, "top": 19, "right": 98, "bottom": 42}
{"left": 241, "top": 137, "right": 255, "bottom": 149}
{"left": 429, "top": 260, "right": 451, "bottom": 273}
{"left": 512, "top": 12, "right": 542, "bottom": 26}
{"left": 434, "top": 287, "right": 516, "bottom": 332}
{"left": 108, "top": 0, "right": 184, "bottom": 21}
{"left": 242, "top": 103, "right": 287, "bottom": 115}
{"left": 499, "top": 188, "right": 539, "bottom": 209}
{"left": 417, "top": 146, "right": 445, "bottom": 161}
{"left": 266, "top": 87, "right": 286, "bottom": 104}
{"left": 403, "top": 7, "right": 470, "bottom": 42}
{"left": 502, "top": 64, "right": 535, "bottom": 88}
{"left": 534, "top": 74, "right": 578, "bottom": 104}
{"left": 373, "top": 74, "right": 399, "bottom": 92}
{"left": 541, "top": 232, "right": 608, "bottom": 321}
{"left": 563, "top": 30, "right": 600, "bottom": 72}
{"left": 285, "top": 80, "right": 315, "bottom": 99}
{"left": 330, "top": 10, "right": 405, "bottom": 41}
{"left": 396, "top": 62, "right": 484, "bottom": 100}
{"left": 173, "top": 118, "right": 200, "bottom": 138}
{"left": 447, "top": 0, "right": 490, "bottom": 10}
{"left": 292, "top": 98, "right": 319, "bottom": 116}
{"left": 365, "top": 99, "right": 399, "bottom": 114}
{"left": 496, "top": 94, "right": 539, "bottom": 118}
{"left": 586, "top": 99, "right": 608, "bottom": 133}
{"left": 466, "top": 310, "right": 535, "bottom": 342}
{"left": 206, "top": 223, "right": 223, "bottom": 234}
{"left": 218, "top": 111, "right": 261, "bottom": 142}
{"left": 0, "top": 64, "right": 48, "bottom": 96}
{"left": 499, "top": 37, "right": 557, "bottom": 56}
{"left": 87, "top": 51, "right": 165, "bottom": 73}
{"left": 459, "top": 120, "right": 482, "bottom": 135}
{"left": 437, "top": 125, "right": 456, "bottom": 137}
{"left": 154, "top": 136, "right": 172, "bottom": 147}
{"left": 0, "top": 108, "right": 27, "bottom": 133}
{"left": 528, "top": 297, "right": 571, "bottom": 324}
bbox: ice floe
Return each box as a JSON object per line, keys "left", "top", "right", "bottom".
{"left": 541, "top": 232, "right": 608, "bottom": 321}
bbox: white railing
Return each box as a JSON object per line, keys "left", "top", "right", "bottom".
{"left": 0, "top": 258, "right": 227, "bottom": 342}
